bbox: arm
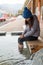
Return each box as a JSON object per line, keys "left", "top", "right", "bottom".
{"left": 22, "top": 26, "right": 27, "bottom": 35}
{"left": 24, "top": 19, "right": 39, "bottom": 37}
{"left": 24, "top": 28, "right": 34, "bottom": 37}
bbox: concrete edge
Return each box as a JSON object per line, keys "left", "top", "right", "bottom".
{"left": 11, "top": 31, "right": 23, "bottom": 36}
{"left": 0, "top": 31, "right": 23, "bottom": 36}
{"left": 0, "top": 32, "right": 6, "bottom": 36}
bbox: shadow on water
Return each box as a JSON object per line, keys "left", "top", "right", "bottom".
{"left": 0, "top": 35, "right": 31, "bottom": 65}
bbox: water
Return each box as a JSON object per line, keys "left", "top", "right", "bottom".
{"left": 0, "top": 34, "right": 32, "bottom": 65}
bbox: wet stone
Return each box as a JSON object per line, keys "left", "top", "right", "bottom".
{"left": 32, "top": 48, "right": 43, "bottom": 65}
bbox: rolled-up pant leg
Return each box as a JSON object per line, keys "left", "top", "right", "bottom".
{"left": 18, "top": 36, "right": 32, "bottom": 45}
{"left": 18, "top": 36, "right": 38, "bottom": 45}
{"left": 18, "top": 37, "right": 25, "bottom": 45}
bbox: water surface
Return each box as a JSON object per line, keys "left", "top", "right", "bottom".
{"left": 0, "top": 34, "right": 32, "bottom": 65}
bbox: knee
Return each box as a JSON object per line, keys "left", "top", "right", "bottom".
{"left": 18, "top": 37, "right": 21, "bottom": 43}
{"left": 18, "top": 37, "right": 23, "bottom": 44}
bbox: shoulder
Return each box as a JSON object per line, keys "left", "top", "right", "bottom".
{"left": 33, "top": 15, "right": 39, "bottom": 25}
{"left": 33, "top": 15, "right": 39, "bottom": 22}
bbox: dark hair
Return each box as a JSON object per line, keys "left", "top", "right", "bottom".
{"left": 25, "top": 20, "right": 28, "bottom": 25}
{"left": 25, "top": 16, "right": 34, "bottom": 27}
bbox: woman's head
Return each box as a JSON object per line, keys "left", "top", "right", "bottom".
{"left": 23, "top": 7, "right": 33, "bottom": 19}
{"left": 22, "top": 7, "right": 34, "bottom": 27}
{"left": 25, "top": 16, "right": 34, "bottom": 27}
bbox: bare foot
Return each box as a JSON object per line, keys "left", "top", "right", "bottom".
{"left": 18, "top": 44, "right": 23, "bottom": 54}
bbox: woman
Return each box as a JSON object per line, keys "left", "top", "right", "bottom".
{"left": 18, "top": 7, "right": 40, "bottom": 53}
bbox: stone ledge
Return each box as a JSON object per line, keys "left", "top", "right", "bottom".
{"left": 26, "top": 37, "right": 43, "bottom": 54}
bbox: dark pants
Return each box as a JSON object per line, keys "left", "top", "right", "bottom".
{"left": 18, "top": 36, "right": 38, "bottom": 45}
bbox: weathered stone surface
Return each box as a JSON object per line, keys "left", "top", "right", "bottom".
{"left": 32, "top": 48, "right": 43, "bottom": 65}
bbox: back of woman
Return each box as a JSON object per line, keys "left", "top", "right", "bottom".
{"left": 32, "top": 15, "right": 40, "bottom": 37}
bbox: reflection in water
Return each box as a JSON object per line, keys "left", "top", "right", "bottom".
{"left": 0, "top": 35, "right": 32, "bottom": 65}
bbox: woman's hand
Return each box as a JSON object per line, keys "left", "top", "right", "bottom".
{"left": 20, "top": 35, "right": 24, "bottom": 38}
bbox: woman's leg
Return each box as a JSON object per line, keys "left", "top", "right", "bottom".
{"left": 18, "top": 36, "right": 38, "bottom": 53}
{"left": 18, "top": 37, "right": 25, "bottom": 53}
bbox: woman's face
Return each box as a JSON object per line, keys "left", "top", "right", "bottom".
{"left": 25, "top": 17, "right": 34, "bottom": 27}
{"left": 25, "top": 18, "right": 30, "bottom": 25}
{"left": 25, "top": 18, "right": 30, "bottom": 22}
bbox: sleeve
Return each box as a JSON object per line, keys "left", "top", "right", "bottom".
{"left": 22, "top": 26, "right": 27, "bottom": 35}
{"left": 24, "top": 20, "right": 38, "bottom": 37}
